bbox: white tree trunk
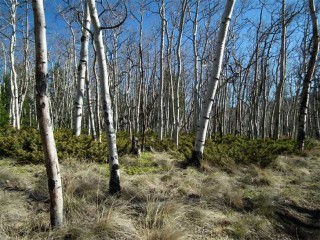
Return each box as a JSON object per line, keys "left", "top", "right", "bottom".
{"left": 9, "top": 0, "right": 20, "bottom": 129}
{"left": 165, "top": 23, "right": 175, "bottom": 138}
{"left": 191, "top": 0, "right": 236, "bottom": 166}
{"left": 92, "top": 47, "right": 102, "bottom": 142}
{"left": 174, "top": 0, "right": 188, "bottom": 147}
{"left": 87, "top": 0, "right": 121, "bottom": 194}
{"left": 73, "top": 2, "right": 91, "bottom": 136}
{"left": 32, "top": 0, "right": 63, "bottom": 227}
{"left": 86, "top": 65, "right": 97, "bottom": 141}
{"left": 159, "top": 0, "right": 165, "bottom": 140}
{"left": 192, "top": 0, "right": 200, "bottom": 133}
{"left": 273, "top": 0, "right": 287, "bottom": 139}
{"left": 19, "top": 1, "right": 30, "bottom": 121}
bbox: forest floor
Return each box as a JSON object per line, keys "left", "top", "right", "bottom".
{"left": 0, "top": 143, "right": 319, "bottom": 239}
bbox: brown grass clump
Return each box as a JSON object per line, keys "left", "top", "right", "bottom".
{"left": 93, "top": 199, "right": 138, "bottom": 239}
{"left": 139, "top": 199, "right": 186, "bottom": 240}
{"left": 241, "top": 166, "right": 275, "bottom": 186}
{"left": 0, "top": 143, "right": 319, "bottom": 240}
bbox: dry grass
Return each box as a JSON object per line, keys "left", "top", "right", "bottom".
{"left": 0, "top": 146, "right": 319, "bottom": 239}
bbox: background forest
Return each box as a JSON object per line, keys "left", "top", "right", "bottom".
{"left": 0, "top": 0, "right": 319, "bottom": 239}
{"left": 0, "top": 0, "right": 319, "bottom": 142}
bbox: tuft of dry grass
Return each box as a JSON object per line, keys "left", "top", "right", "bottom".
{"left": 93, "top": 198, "right": 138, "bottom": 239}
{"left": 138, "top": 198, "right": 186, "bottom": 240}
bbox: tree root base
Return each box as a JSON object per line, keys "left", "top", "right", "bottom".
{"left": 187, "top": 150, "right": 202, "bottom": 168}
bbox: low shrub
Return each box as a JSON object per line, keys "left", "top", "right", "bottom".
{"left": 203, "top": 135, "right": 298, "bottom": 168}
{"left": 0, "top": 126, "right": 313, "bottom": 167}
{"left": 0, "top": 127, "right": 107, "bottom": 164}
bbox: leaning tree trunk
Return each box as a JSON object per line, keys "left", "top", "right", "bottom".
{"left": 297, "top": 0, "right": 319, "bottom": 150}
{"left": 32, "top": 0, "right": 63, "bottom": 227}
{"left": 73, "top": 2, "right": 91, "bottom": 136}
{"left": 190, "top": 0, "right": 236, "bottom": 167}
{"left": 87, "top": 0, "right": 121, "bottom": 194}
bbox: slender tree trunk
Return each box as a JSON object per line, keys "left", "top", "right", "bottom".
{"left": 73, "top": 2, "right": 91, "bottom": 136}
{"left": 20, "top": 1, "right": 30, "bottom": 122}
{"left": 92, "top": 43, "right": 102, "bottom": 142}
{"left": 159, "top": 0, "right": 165, "bottom": 140}
{"left": 165, "top": 24, "right": 175, "bottom": 138}
{"left": 86, "top": 65, "right": 96, "bottom": 141}
{"left": 297, "top": 0, "right": 319, "bottom": 149}
{"left": 32, "top": 0, "right": 63, "bottom": 227}
{"left": 273, "top": 0, "right": 287, "bottom": 139}
{"left": 137, "top": 10, "right": 146, "bottom": 150}
{"left": 312, "top": 77, "right": 320, "bottom": 139}
{"left": 174, "top": 0, "right": 188, "bottom": 147}
{"left": 87, "top": 0, "right": 121, "bottom": 194}
{"left": 192, "top": 0, "right": 200, "bottom": 133}
{"left": 9, "top": 0, "right": 20, "bottom": 129}
{"left": 261, "top": 57, "right": 267, "bottom": 139}
{"left": 191, "top": 0, "right": 236, "bottom": 166}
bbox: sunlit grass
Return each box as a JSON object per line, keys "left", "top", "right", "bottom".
{"left": 0, "top": 141, "right": 319, "bottom": 239}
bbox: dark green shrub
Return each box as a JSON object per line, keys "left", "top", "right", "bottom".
{"left": 202, "top": 136, "right": 298, "bottom": 168}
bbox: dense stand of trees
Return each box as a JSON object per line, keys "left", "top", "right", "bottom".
{"left": 1, "top": 0, "right": 318, "bottom": 143}
{"left": 0, "top": 0, "right": 319, "bottom": 227}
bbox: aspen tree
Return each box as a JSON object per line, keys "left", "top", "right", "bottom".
{"left": 174, "top": 0, "right": 188, "bottom": 147}
{"left": 159, "top": 0, "right": 165, "bottom": 140}
{"left": 191, "top": 0, "right": 200, "bottom": 133}
{"left": 191, "top": 0, "right": 236, "bottom": 166}
{"left": 86, "top": 65, "right": 97, "bottom": 141}
{"left": 20, "top": 1, "right": 30, "bottom": 120}
{"left": 8, "top": 0, "right": 20, "bottom": 129}
{"left": 273, "top": 0, "right": 287, "bottom": 139}
{"left": 92, "top": 44, "right": 102, "bottom": 142}
{"left": 297, "top": 0, "right": 319, "bottom": 150}
{"left": 32, "top": 0, "right": 63, "bottom": 227}
{"left": 73, "top": 2, "right": 91, "bottom": 136}
{"left": 87, "top": 0, "right": 121, "bottom": 193}
{"left": 165, "top": 16, "right": 175, "bottom": 138}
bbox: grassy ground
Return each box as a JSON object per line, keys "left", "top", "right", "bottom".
{"left": 0, "top": 144, "right": 319, "bottom": 239}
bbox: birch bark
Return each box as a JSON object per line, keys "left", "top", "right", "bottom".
{"left": 192, "top": 0, "right": 200, "bottom": 133}
{"left": 273, "top": 0, "right": 287, "bottom": 139}
{"left": 174, "top": 0, "right": 188, "bottom": 147}
{"left": 191, "top": 0, "right": 236, "bottom": 166}
{"left": 297, "top": 0, "right": 319, "bottom": 150}
{"left": 73, "top": 2, "right": 91, "bottom": 136}
{"left": 159, "top": 0, "right": 165, "bottom": 140}
{"left": 87, "top": 0, "right": 121, "bottom": 193}
{"left": 9, "top": 0, "right": 20, "bottom": 129}
{"left": 32, "top": 0, "right": 63, "bottom": 227}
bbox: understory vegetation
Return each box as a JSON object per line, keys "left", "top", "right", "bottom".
{"left": 0, "top": 127, "right": 319, "bottom": 239}
{"left": 0, "top": 127, "right": 312, "bottom": 166}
